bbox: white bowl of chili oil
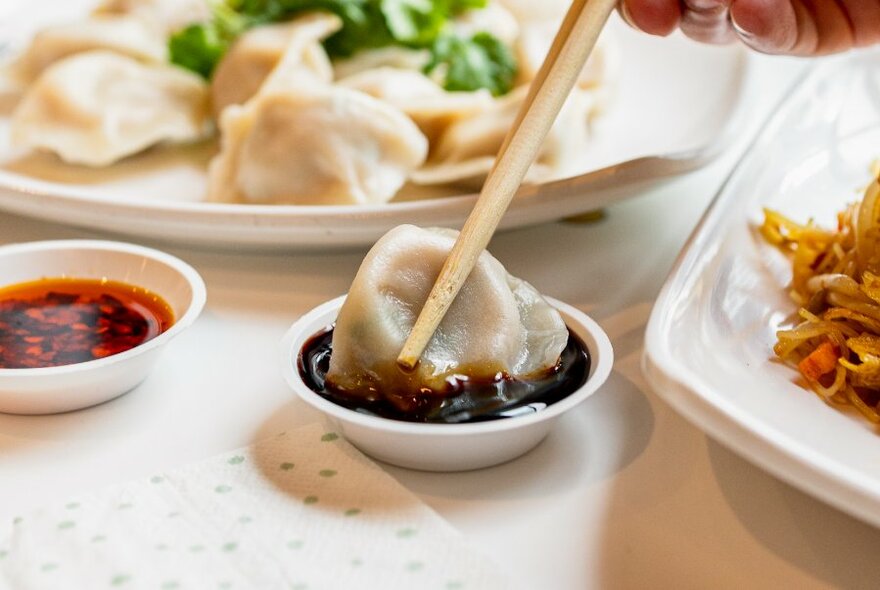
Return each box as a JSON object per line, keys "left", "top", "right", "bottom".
{"left": 0, "top": 240, "right": 206, "bottom": 414}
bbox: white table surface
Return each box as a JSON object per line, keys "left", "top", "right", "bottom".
{"left": 3, "top": 51, "right": 880, "bottom": 590}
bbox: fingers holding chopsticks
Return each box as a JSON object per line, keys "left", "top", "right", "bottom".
{"left": 619, "top": 0, "right": 736, "bottom": 43}
{"left": 620, "top": 0, "right": 880, "bottom": 56}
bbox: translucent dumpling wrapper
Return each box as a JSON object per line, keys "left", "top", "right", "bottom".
{"left": 93, "top": 0, "right": 211, "bottom": 34}
{"left": 11, "top": 51, "right": 210, "bottom": 167}
{"left": 327, "top": 225, "right": 568, "bottom": 397}
{"left": 410, "top": 84, "right": 597, "bottom": 188}
{"left": 210, "top": 13, "right": 341, "bottom": 118}
{"left": 495, "top": 0, "right": 573, "bottom": 22}
{"left": 449, "top": 0, "right": 520, "bottom": 46}
{"left": 515, "top": 22, "right": 618, "bottom": 96}
{"left": 8, "top": 15, "right": 167, "bottom": 83}
{"left": 410, "top": 17, "right": 616, "bottom": 189}
{"left": 397, "top": 0, "right": 616, "bottom": 189}
{"left": 332, "top": 46, "right": 431, "bottom": 81}
{"left": 337, "top": 68, "right": 493, "bottom": 144}
{"left": 207, "top": 76, "right": 428, "bottom": 205}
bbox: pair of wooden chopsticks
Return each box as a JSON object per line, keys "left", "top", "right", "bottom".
{"left": 397, "top": 0, "right": 618, "bottom": 370}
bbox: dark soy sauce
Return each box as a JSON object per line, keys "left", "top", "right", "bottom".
{"left": 297, "top": 326, "right": 591, "bottom": 424}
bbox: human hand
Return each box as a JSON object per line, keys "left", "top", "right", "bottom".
{"left": 620, "top": 0, "right": 880, "bottom": 55}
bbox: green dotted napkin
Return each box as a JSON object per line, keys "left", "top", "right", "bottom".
{"left": 0, "top": 424, "right": 506, "bottom": 590}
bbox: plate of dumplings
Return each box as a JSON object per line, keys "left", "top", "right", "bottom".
{"left": 0, "top": 0, "right": 748, "bottom": 249}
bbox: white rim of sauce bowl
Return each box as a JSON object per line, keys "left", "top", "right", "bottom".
{"left": 0, "top": 240, "right": 206, "bottom": 414}
{"left": 281, "top": 295, "right": 613, "bottom": 472}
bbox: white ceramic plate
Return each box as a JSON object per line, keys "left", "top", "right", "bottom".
{"left": 0, "top": 3, "right": 747, "bottom": 250}
{"left": 644, "top": 50, "right": 880, "bottom": 528}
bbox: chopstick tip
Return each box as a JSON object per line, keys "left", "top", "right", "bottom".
{"left": 396, "top": 355, "right": 418, "bottom": 372}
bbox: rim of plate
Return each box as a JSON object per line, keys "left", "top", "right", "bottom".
{"left": 0, "top": 153, "right": 697, "bottom": 219}
{"left": 0, "top": 171, "right": 479, "bottom": 216}
{"left": 0, "top": 239, "right": 207, "bottom": 377}
{"left": 281, "top": 295, "right": 614, "bottom": 435}
{"left": 642, "top": 51, "right": 880, "bottom": 523}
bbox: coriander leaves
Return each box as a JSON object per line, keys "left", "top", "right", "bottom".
{"left": 168, "top": 0, "right": 517, "bottom": 96}
{"left": 425, "top": 31, "right": 516, "bottom": 96}
{"left": 381, "top": 0, "right": 444, "bottom": 46}
{"left": 169, "top": 23, "right": 228, "bottom": 79}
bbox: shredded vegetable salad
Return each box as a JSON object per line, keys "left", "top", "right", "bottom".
{"left": 761, "top": 173, "right": 880, "bottom": 424}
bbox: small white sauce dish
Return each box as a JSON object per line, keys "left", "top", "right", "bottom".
{"left": 281, "top": 296, "right": 613, "bottom": 472}
{"left": 0, "top": 240, "right": 206, "bottom": 415}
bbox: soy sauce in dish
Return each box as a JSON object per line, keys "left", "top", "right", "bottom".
{"left": 0, "top": 278, "right": 174, "bottom": 369}
{"left": 298, "top": 326, "right": 591, "bottom": 424}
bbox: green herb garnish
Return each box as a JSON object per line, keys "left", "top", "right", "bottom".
{"left": 425, "top": 31, "right": 516, "bottom": 96}
{"left": 169, "top": 23, "right": 228, "bottom": 79}
{"left": 168, "top": 0, "right": 516, "bottom": 96}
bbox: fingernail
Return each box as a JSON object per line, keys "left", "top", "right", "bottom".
{"left": 730, "top": 12, "right": 782, "bottom": 53}
{"left": 730, "top": 13, "right": 754, "bottom": 40}
{"left": 620, "top": 1, "right": 636, "bottom": 28}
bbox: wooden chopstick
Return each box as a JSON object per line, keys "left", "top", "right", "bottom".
{"left": 397, "top": 0, "right": 617, "bottom": 370}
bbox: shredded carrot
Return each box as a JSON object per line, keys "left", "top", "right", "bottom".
{"left": 798, "top": 341, "right": 841, "bottom": 381}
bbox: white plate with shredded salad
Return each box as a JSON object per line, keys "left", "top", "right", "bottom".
{"left": 0, "top": 0, "right": 747, "bottom": 250}
{"left": 645, "top": 50, "right": 880, "bottom": 528}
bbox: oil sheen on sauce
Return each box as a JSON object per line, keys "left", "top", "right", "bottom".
{"left": 0, "top": 277, "right": 174, "bottom": 369}
{"left": 298, "top": 326, "right": 591, "bottom": 424}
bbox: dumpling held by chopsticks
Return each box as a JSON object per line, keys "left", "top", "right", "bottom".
{"left": 327, "top": 225, "right": 568, "bottom": 405}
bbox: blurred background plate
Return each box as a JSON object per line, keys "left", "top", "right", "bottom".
{"left": 644, "top": 50, "right": 880, "bottom": 528}
{"left": 0, "top": 2, "right": 747, "bottom": 250}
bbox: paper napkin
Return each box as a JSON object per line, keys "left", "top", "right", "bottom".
{"left": 0, "top": 424, "right": 507, "bottom": 590}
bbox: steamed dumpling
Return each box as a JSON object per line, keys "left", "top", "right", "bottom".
{"left": 411, "top": 85, "right": 597, "bottom": 188}
{"left": 410, "top": 15, "right": 615, "bottom": 188}
{"left": 327, "top": 225, "right": 568, "bottom": 396}
{"left": 496, "top": 0, "right": 572, "bottom": 22}
{"left": 515, "top": 22, "right": 617, "bottom": 91}
{"left": 208, "top": 15, "right": 428, "bottom": 206}
{"left": 503, "top": 1, "right": 618, "bottom": 99}
{"left": 93, "top": 0, "right": 210, "bottom": 33}
{"left": 427, "top": 0, "right": 612, "bottom": 189}
{"left": 338, "top": 68, "right": 493, "bottom": 143}
{"left": 11, "top": 15, "right": 166, "bottom": 81}
{"left": 11, "top": 51, "right": 209, "bottom": 167}
{"left": 207, "top": 76, "right": 428, "bottom": 205}
{"left": 450, "top": 0, "right": 520, "bottom": 45}
{"left": 332, "top": 46, "right": 431, "bottom": 81}
{"left": 210, "top": 13, "right": 341, "bottom": 118}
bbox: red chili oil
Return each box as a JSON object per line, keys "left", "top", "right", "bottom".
{"left": 0, "top": 277, "right": 174, "bottom": 369}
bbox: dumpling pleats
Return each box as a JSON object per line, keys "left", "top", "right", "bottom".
{"left": 208, "top": 82, "right": 428, "bottom": 205}
{"left": 406, "top": 2, "right": 616, "bottom": 189}
{"left": 92, "top": 0, "right": 211, "bottom": 34}
{"left": 410, "top": 84, "right": 598, "bottom": 188}
{"left": 207, "top": 13, "right": 428, "bottom": 205}
{"left": 11, "top": 51, "right": 210, "bottom": 166}
{"left": 210, "top": 13, "right": 342, "bottom": 119}
{"left": 10, "top": 15, "right": 167, "bottom": 83}
{"left": 337, "top": 68, "right": 493, "bottom": 144}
